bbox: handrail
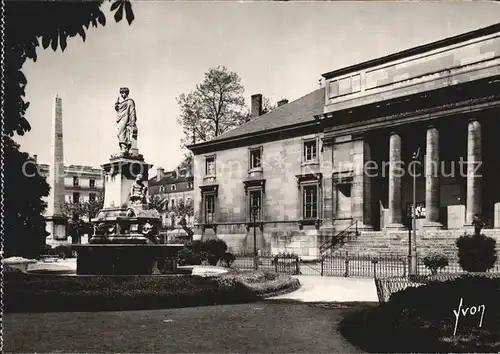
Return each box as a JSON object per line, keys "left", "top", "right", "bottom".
{"left": 319, "top": 220, "right": 358, "bottom": 253}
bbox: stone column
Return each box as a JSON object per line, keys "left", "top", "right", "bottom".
{"left": 321, "top": 139, "right": 334, "bottom": 227}
{"left": 387, "top": 131, "right": 405, "bottom": 230}
{"left": 424, "top": 125, "right": 443, "bottom": 229}
{"left": 351, "top": 137, "right": 373, "bottom": 229}
{"left": 466, "top": 119, "right": 482, "bottom": 225}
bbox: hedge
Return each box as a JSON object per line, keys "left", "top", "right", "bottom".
{"left": 4, "top": 270, "right": 299, "bottom": 313}
{"left": 340, "top": 274, "right": 500, "bottom": 353}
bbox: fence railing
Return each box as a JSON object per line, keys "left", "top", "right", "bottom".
{"left": 232, "top": 251, "right": 500, "bottom": 278}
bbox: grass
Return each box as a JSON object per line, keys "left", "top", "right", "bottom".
{"left": 3, "top": 302, "right": 367, "bottom": 353}
{"left": 3, "top": 270, "right": 300, "bottom": 313}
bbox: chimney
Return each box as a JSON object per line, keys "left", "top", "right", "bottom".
{"left": 156, "top": 167, "right": 165, "bottom": 181}
{"left": 33, "top": 154, "right": 38, "bottom": 164}
{"left": 251, "top": 94, "right": 263, "bottom": 119}
{"left": 277, "top": 99, "right": 289, "bottom": 107}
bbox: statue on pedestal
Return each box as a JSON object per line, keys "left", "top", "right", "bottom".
{"left": 115, "top": 87, "right": 138, "bottom": 156}
{"left": 129, "top": 174, "right": 148, "bottom": 207}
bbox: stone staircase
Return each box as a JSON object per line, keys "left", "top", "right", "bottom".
{"left": 323, "top": 228, "right": 500, "bottom": 259}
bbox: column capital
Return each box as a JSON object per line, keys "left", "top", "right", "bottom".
{"left": 389, "top": 130, "right": 401, "bottom": 136}
{"left": 468, "top": 117, "right": 481, "bottom": 124}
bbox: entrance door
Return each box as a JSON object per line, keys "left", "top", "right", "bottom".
{"left": 336, "top": 183, "right": 352, "bottom": 220}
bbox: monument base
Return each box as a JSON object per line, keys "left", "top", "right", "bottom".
{"left": 72, "top": 244, "right": 184, "bottom": 275}
{"left": 45, "top": 215, "right": 67, "bottom": 241}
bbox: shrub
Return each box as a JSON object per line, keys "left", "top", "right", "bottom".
{"left": 218, "top": 252, "right": 236, "bottom": 268}
{"left": 456, "top": 233, "right": 497, "bottom": 272}
{"left": 4, "top": 270, "right": 300, "bottom": 313}
{"left": 340, "top": 274, "right": 500, "bottom": 353}
{"left": 176, "top": 248, "right": 209, "bottom": 266}
{"left": 423, "top": 252, "right": 449, "bottom": 275}
{"left": 177, "top": 239, "right": 230, "bottom": 266}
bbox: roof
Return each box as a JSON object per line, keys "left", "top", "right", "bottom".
{"left": 322, "top": 22, "right": 500, "bottom": 80}
{"left": 148, "top": 171, "right": 193, "bottom": 186}
{"left": 193, "top": 88, "right": 325, "bottom": 146}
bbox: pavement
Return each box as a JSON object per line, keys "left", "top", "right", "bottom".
{"left": 268, "top": 275, "right": 379, "bottom": 303}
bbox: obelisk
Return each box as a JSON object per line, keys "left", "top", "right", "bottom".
{"left": 45, "top": 94, "right": 68, "bottom": 241}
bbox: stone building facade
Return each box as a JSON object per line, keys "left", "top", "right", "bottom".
{"left": 188, "top": 23, "right": 500, "bottom": 258}
{"left": 148, "top": 166, "right": 194, "bottom": 229}
{"left": 37, "top": 161, "right": 105, "bottom": 209}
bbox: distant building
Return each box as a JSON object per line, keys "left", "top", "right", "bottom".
{"left": 35, "top": 157, "right": 105, "bottom": 211}
{"left": 148, "top": 165, "right": 194, "bottom": 229}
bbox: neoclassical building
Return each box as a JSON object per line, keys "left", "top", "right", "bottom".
{"left": 188, "top": 23, "right": 500, "bottom": 257}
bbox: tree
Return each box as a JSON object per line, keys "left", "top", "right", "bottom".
{"left": 262, "top": 96, "right": 277, "bottom": 115}
{"left": 176, "top": 66, "right": 248, "bottom": 147}
{"left": 6, "top": 0, "right": 135, "bottom": 137}
{"left": 4, "top": 1, "right": 135, "bottom": 255}
{"left": 62, "top": 192, "right": 104, "bottom": 243}
{"left": 4, "top": 137, "right": 50, "bottom": 258}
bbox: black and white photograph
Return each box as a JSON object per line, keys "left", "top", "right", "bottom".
{"left": 3, "top": 0, "right": 500, "bottom": 352}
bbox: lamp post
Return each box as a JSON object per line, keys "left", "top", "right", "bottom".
{"left": 251, "top": 203, "right": 259, "bottom": 270}
{"left": 410, "top": 146, "right": 420, "bottom": 276}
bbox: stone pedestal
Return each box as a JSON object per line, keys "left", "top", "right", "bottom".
{"left": 45, "top": 215, "right": 67, "bottom": 240}
{"left": 102, "top": 155, "right": 152, "bottom": 209}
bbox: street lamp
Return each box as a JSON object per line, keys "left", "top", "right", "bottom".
{"left": 251, "top": 203, "right": 260, "bottom": 270}
{"left": 410, "top": 146, "right": 420, "bottom": 276}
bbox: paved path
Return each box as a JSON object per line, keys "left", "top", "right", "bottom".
{"left": 269, "top": 276, "right": 379, "bottom": 303}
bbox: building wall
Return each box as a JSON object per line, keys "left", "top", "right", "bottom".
{"left": 194, "top": 132, "right": 326, "bottom": 254}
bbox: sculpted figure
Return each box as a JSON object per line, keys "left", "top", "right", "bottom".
{"left": 115, "top": 87, "right": 138, "bottom": 155}
{"left": 129, "top": 174, "right": 148, "bottom": 206}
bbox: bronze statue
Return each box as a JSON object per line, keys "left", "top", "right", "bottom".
{"left": 115, "top": 87, "right": 138, "bottom": 155}
{"left": 129, "top": 174, "right": 148, "bottom": 206}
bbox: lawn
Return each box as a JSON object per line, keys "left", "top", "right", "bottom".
{"left": 3, "top": 302, "right": 371, "bottom": 353}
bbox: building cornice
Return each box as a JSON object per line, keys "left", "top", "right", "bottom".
{"left": 322, "top": 93, "right": 500, "bottom": 138}
{"left": 321, "top": 23, "right": 500, "bottom": 80}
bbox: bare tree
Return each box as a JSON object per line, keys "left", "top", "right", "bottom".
{"left": 177, "top": 66, "right": 248, "bottom": 147}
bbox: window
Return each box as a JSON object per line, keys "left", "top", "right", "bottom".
{"left": 249, "top": 190, "right": 262, "bottom": 221}
{"left": 89, "top": 179, "right": 96, "bottom": 188}
{"left": 171, "top": 199, "right": 175, "bottom": 209}
{"left": 159, "top": 186, "right": 165, "bottom": 193}
{"left": 73, "top": 192, "right": 80, "bottom": 204}
{"left": 296, "top": 173, "right": 322, "bottom": 229}
{"left": 171, "top": 185, "right": 176, "bottom": 191}
{"left": 249, "top": 148, "right": 262, "bottom": 170}
{"left": 304, "top": 140, "right": 317, "bottom": 162}
{"left": 187, "top": 182, "right": 193, "bottom": 189}
{"left": 205, "top": 156, "right": 216, "bottom": 176}
{"left": 73, "top": 176, "right": 79, "bottom": 187}
{"left": 204, "top": 195, "right": 215, "bottom": 223}
{"left": 303, "top": 185, "right": 318, "bottom": 219}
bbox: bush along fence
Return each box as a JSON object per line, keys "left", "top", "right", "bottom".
{"left": 231, "top": 251, "right": 500, "bottom": 279}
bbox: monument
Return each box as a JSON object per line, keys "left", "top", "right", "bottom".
{"left": 45, "top": 95, "right": 68, "bottom": 243}
{"left": 72, "top": 88, "right": 182, "bottom": 275}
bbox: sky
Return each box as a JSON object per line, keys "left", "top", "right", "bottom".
{"left": 17, "top": 0, "right": 500, "bottom": 172}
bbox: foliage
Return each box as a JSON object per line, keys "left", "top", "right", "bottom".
{"left": 177, "top": 66, "right": 248, "bottom": 147}
{"left": 6, "top": 0, "right": 135, "bottom": 137}
{"left": 4, "top": 137, "right": 50, "bottom": 258}
{"left": 177, "top": 239, "right": 229, "bottom": 266}
{"left": 4, "top": 1, "right": 135, "bottom": 256}
{"left": 340, "top": 275, "right": 500, "bottom": 353}
{"left": 217, "top": 252, "right": 236, "bottom": 268}
{"left": 423, "top": 252, "right": 449, "bottom": 275}
{"left": 52, "top": 245, "right": 74, "bottom": 259}
{"left": 172, "top": 198, "right": 194, "bottom": 217}
{"left": 456, "top": 233, "right": 497, "bottom": 272}
{"left": 3, "top": 273, "right": 253, "bottom": 312}
{"left": 149, "top": 195, "right": 168, "bottom": 213}
{"left": 178, "top": 152, "right": 193, "bottom": 174}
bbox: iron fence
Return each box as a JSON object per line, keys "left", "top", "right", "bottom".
{"left": 232, "top": 251, "right": 500, "bottom": 279}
